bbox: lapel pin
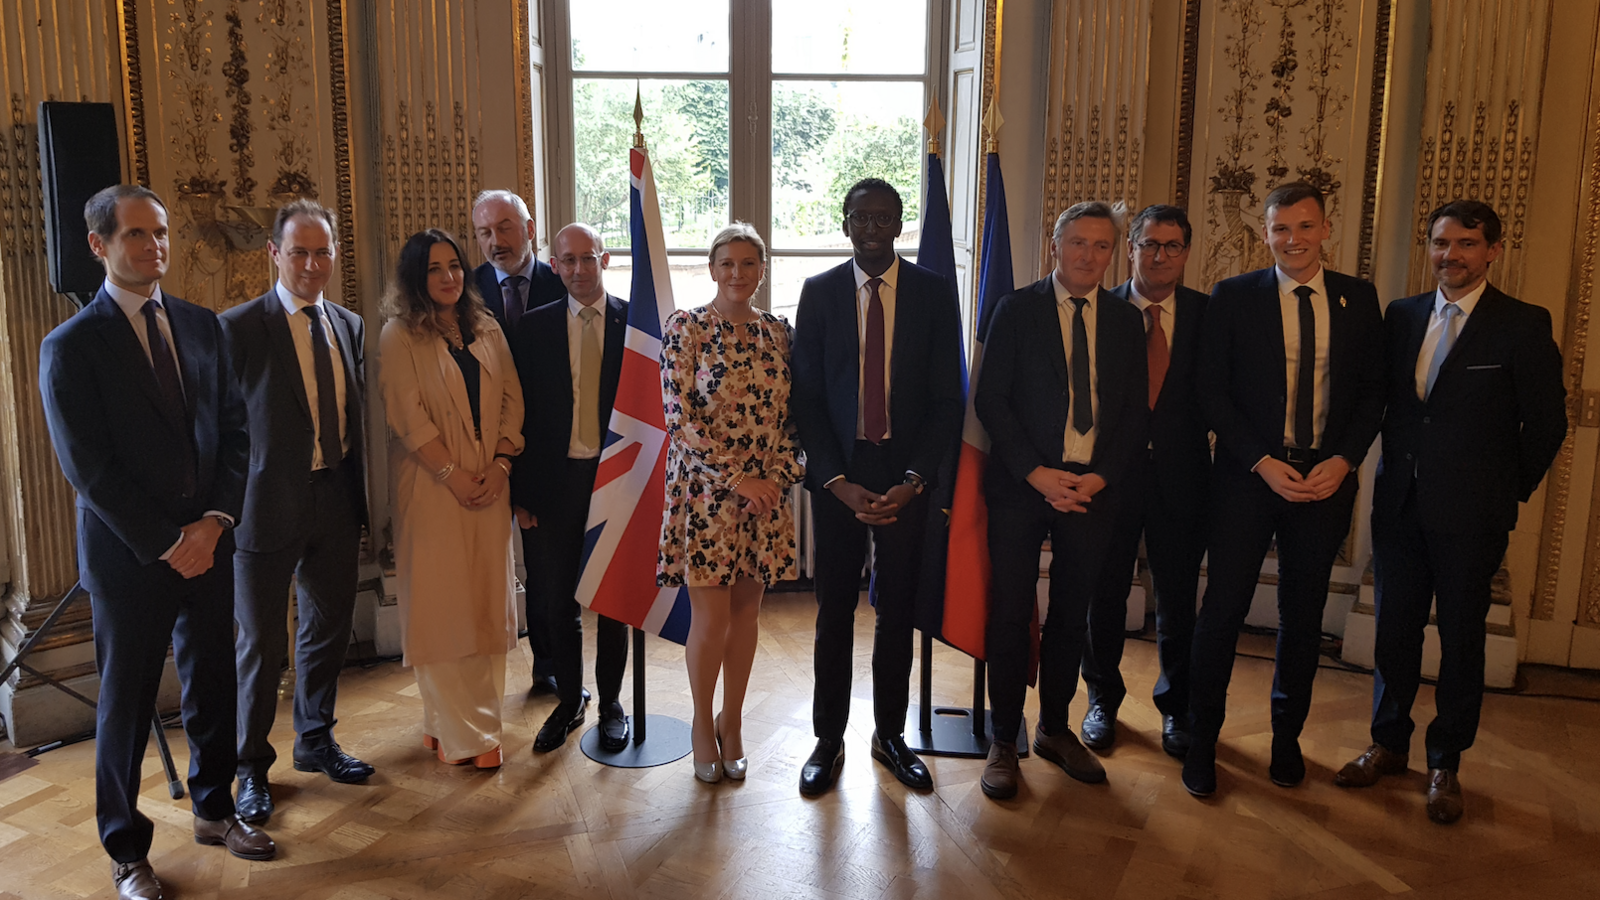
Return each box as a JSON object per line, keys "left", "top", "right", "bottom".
{"left": 1339, "top": 297, "right": 1347, "bottom": 308}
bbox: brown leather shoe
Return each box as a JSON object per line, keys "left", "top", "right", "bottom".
{"left": 1033, "top": 725, "right": 1107, "bottom": 784}
{"left": 194, "top": 814, "right": 277, "bottom": 860}
{"left": 111, "top": 858, "right": 163, "bottom": 900}
{"left": 980, "top": 740, "right": 1020, "bottom": 800}
{"left": 1426, "top": 768, "right": 1463, "bottom": 824}
{"left": 1335, "top": 743, "right": 1408, "bottom": 788}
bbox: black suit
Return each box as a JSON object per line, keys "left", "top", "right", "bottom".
{"left": 509, "top": 294, "right": 629, "bottom": 708}
{"left": 39, "top": 286, "right": 248, "bottom": 863}
{"left": 974, "top": 277, "right": 1148, "bottom": 742}
{"left": 475, "top": 259, "right": 565, "bottom": 332}
{"left": 790, "top": 258, "right": 964, "bottom": 740}
{"left": 1081, "top": 282, "right": 1211, "bottom": 720}
{"left": 219, "top": 290, "right": 367, "bottom": 779}
{"left": 1188, "top": 266, "right": 1384, "bottom": 744}
{"left": 1369, "top": 285, "right": 1565, "bottom": 770}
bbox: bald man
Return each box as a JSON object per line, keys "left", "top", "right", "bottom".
{"left": 508, "top": 223, "right": 631, "bottom": 754}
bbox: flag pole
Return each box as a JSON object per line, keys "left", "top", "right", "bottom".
{"left": 917, "top": 96, "right": 946, "bottom": 740}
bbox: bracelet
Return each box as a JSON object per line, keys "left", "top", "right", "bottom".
{"left": 495, "top": 458, "right": 512, "bottom": 477}
{"left": 730, "top": 472, "right": 747, "bottom": 492}
{"left": 435, "top": 462, "right": 455, "bottom": 482}
{"left": 494, "top": 451, "right": 515, "bottom": 461}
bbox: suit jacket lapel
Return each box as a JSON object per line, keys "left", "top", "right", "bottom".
{"left": 887, "top": 258, "right": 911, "bottom": 399}
{"left": 1435, "top": 286, "right": 1504, "bottom": 388}
{"left": 264, "top": 297, "right": 315, "bottom": 425}
{"left": 329, "top": 307, "right": 361, "bottom": 415}
{"left": 835, "top": 263, "right": 861, "bottom": 412}
{"left": 93, "top": 289, "right": 186, "bottom": 431}
{"left": 1257, "top": 268, "right": 1289, "bottom": 403}
{"left": 601, "top": 293, "right": 625, "bottom": 408}
{"left": 1040, "top": 278, "right": 1068, "bottom": 383}
{"left": 168, "top": 300, "right": 202, "bottom": 426}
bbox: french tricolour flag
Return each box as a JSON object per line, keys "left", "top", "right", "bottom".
{"left": 575, "top": 146, "right": 693, "bottom": 644}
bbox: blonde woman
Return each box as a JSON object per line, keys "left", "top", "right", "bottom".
{"left": 659, "top": 223, "right": 804, "bottom": 783}
{"left": 379, "top": 228, "right": 524, "bottom": 768}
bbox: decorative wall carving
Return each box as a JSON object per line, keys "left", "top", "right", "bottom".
{"left": 1186, "top": 0, "right": 1390, "bottom": 288}
{"left": 1569, "top": 67, "right": 1600, "bottom": 630}
{"left": 1174, "top": 0, "right": 1203, "bottom": 212}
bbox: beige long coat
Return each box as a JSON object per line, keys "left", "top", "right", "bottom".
{"left": 379, "top": 318, "right": 525, "bottom": 667}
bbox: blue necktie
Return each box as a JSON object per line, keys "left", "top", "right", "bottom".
{"left": 1424, "top": 303, "right": 1462, "bottom": 400}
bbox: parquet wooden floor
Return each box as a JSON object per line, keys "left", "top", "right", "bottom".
{"left": 3, "top": 591, "right": 1599, "bottom": 899}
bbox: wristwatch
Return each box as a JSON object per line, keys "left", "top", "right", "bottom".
{"left": 209, "top": 514, "right": 233, "bottom": 530}
{"left": 902, "top": 472, "right": 927, "bottom": 494}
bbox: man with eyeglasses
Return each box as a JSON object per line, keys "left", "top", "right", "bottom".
{"left": 791, "top": 178, "right": 965, "bottom": 796}
{"left": 471, "top": 189, "right": 568, "bottom": 695}
{"left": 508, "top": 222, "right": 631, "bottom": 753}
{"left": 1078, "top": 205, "right": 1211, "bottom": 760}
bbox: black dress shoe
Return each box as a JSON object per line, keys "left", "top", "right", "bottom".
{"left": 534, "top": 695, "right": 589, "bottom": 753}
{"left": 235, "top": 775, "right": 273, "bottom": 824}
{"left": 292, "top": 743, "right": 374, "bottom": 784}
{"left": 1160, "top": 715, "right": 1192, "bottom": 759}
{"left": 597, "top": 700, "right": 629, "bottom": 752}
{"left": 529, "top": 673, "right": 560, "bottom": 696}
{"left": 1182, "top": 738, "right": 1217, "bottom": 798}
{"left": 1269, "top": 734, "right": 1305, "bottom": 787}
{"left": 1080, "top": 704, "right": 1117, "bottom": 751}
{"left": 870, "top": 732, "right": 933, "bottom": 790}
{"left": 798, "top": 738, "right": 845, "bottom": 796}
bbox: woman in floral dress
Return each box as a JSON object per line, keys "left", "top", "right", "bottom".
{"left": 659, "top": 222, "right": 804, "bottom": 783}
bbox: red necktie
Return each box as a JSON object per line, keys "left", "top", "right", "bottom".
{"left": 1146, "top": 304, "right": 1169, "bottom": 410}
{"left": 863, "top": 277, "right": 887, "bottom": 443}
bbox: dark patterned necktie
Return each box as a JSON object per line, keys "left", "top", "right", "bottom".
{"left": 141, "top": 299, "right": 196, "bottom": 495}
{"left": 863, "top": 277, "right": 887, "bottom": 443}
{"left": 304, "top": 306, "right": 344, "bottom": 468}
{"left": 1293, "top": 285, "right": 1316, "bottom": 449}
{"left": 1070, "top": 296, "right": 1092, "bottom": 435}
{"left": 503, "top": 274, "right": 528, "bottom": 332}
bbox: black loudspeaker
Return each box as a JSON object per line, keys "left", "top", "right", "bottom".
{"left": 38, "top": 101, "right": 123, "bottom": 298}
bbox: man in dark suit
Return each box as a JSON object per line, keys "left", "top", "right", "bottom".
{"left": 509, "top": 222, "right": 630, "bottom": 753}
{"left": 39, "top": 185, "right": 274, "bottom": 900}
{"left": 219, "top": 200, "right": 374, "bottom": 826}
{"left": 1183, "top": 180, "right": 1385, "bottom": 799}
{"left": 1334, "top": 201, "right": 1566, "bottom": 824}
{"left": 470, "top": 189, "right": 566, "bottom": 693}
{"left": 790, "top": 178, "right": 965, "bottom": 796}
{"left": 974, "top": 201, "right": 1149, "bottom": 801}
{"left": 1079, "top": 205, "right": 1210, "bottom": 758}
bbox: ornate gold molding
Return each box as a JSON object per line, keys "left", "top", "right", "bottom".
{"left": 1174, "top": 0, "right": 1202, "bottom": 213}
{"left": 327, "top": 0, "right": 357, "bottom": 310}
{"left": 118, "top": 0, "right": 150, "bottom": 185}
{"left": 1355, "top": 0, "right": 1393, "bottom": 280}
{"left": 512, "top": 0, "right": 538, "bottom": 229}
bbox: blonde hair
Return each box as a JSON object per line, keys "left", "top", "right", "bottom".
{"left": 707, "top": 221, "right": 767, "bottom": 263}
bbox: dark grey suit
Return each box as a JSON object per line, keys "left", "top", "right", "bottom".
{"left": 220, "top": 288, "right": 367, "bottom": 778}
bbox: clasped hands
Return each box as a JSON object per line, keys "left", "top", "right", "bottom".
{"left": 1256, "top": 456, "right": 1349, "bottom": 503}
{"left": 444, "top": 463, "right": 509, "bottom": 510}
{"left": 829, "top": 480, "right": 918, "bottom": 525}
{"left": 1026, "top": 467, "right": 1106, "bottom": 513}
{"left": 166, "top": 516, "right": 224, "bottom": 580}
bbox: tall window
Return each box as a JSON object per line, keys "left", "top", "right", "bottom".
{"left": 559, "top": 0, "right": 936, "bottom": 318}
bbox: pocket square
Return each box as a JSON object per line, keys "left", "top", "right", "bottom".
{"left": 1465, "top": 364, "right": 1502, "bottom": 370}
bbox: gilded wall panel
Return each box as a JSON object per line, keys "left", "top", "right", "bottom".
{"left": 1186, "top": 0, "right": 1390, "bottom": 289}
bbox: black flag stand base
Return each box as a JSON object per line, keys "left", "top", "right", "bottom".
{"left": 1, "top": 582, "right": 185, "bottom": 798}
{"left": 580, "top": 627, "right": 693, "bottom": 768}
{"left": 903, "top": 631, "right": 1029, "bottom": 759}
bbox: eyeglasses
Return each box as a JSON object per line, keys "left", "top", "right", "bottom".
{"left": 1134, "top": 240, "right": 1188, "bottom": 257}
{"left": 556, "top": 254, "right": 602, "bottom": 269}
{"left": 847, "top": 212, "right": 901, "bottom": 228}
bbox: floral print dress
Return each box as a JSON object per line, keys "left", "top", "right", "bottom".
{"left": 658, "top": 305, "right": 805, "bottom": 587}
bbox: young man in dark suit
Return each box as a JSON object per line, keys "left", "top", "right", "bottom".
{"left": 1334, "top": 201, "right": 1565, "bottom": 823}
{"left": 509, "top": 222, "right": 631, "bottom": 754}
{"left": 790, "top": 178, "right": 965, "bottom": 796}
{"left": 1184, "top": 180, "right": 1385, "bottom": 798}
{"left": 470, "top": 189, "right": 566, "bottom": 693}
{"left": 39, "top": 185, "right": 273, "bottom": 900}
{"left": 974, "top": 201, "right": 1149, "bottom": 800}
{"left": 219, "top": 200, "right": 373, "bottom": 826}
{"left": 1079, "top": 205, "right": 1210, "bottom": 758}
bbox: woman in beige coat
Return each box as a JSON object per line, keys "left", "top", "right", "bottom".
{"left": 379, "top": 228, "right": 524, "bottom": 768}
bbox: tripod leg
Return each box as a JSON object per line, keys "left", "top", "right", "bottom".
{"left": 151, "top": 714, "right": 185, "bottom": 800}
{"left": 632, "top": 628, "right": 647, "bottom": 745}
{"left": 919, "top": 631, "right": 933, "bottom": 733}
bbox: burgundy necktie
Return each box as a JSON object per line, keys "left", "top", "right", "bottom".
{"left": 863, "top": 277, "right": 887, "bottom": 443}
{"left": 1146, "top": 305, "right": 1169, "bottom": 410}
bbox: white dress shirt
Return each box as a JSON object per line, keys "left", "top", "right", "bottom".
{"left": 1414, "top": 280, "right": 1487, "bottom": 400}
{"left": 566, "top": 294, "right": 604, "bottom": 459}
{"left": 1053, "top": 274, "right": 1101, "bottom": 465}
{"left": 854, "top": 257, "right": 898, "bottom": 440}
{"left": 1277, "top": 266, "right": 1331, "bottom": 449}
{"left": 275, "top": 282, "right": 349, "bottom": 470}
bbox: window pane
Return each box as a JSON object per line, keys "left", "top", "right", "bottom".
{"left": 574, "top": 79, "right": 729, "bottom": 251}
{"left": 599, "top": 253, "right": 716, "bottom": 312}
{"left": 570, "top": 0, "right": 728, "bottom": 73}
{"left": 771, "top": 81, "right": 923, "bottom": 250}
{"left": 769, "top": 254, "right": 924, "bottom": 323}
{"left": 772, "top": 0, "right": 927, "bottom": 74}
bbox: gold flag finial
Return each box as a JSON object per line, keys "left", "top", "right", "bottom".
{"left": 982, "top": 94, "right": 1004, "bottom": 154}
{"left": 633, "top": 82, "right": 645, "bottom": 149}
{"left": 924, "top": 98, "right": 946, "bottom": 156}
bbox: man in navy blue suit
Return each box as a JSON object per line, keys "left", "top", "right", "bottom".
{"left": 39, "top": 185, "right": 274, "bottom": 900}
{"left": 1079, "top": 205, "right": 1211, "bottom": 759}
{"left": 470, "top": 189, "right": 566, "bottom": 693}
{"left": 791, "top": 178, "right": 965, "bottom": 796}
{"left": 974, "top": 201, "right": 1149, "bottom": 801}
{"left": 1334, "top": 201, "right": 1565, "bottom": 824}
{"left": 1184, "top": 180, "right": 1385, "bottom": 799}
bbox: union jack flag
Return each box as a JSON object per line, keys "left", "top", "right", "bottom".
{"left": 575, "top": 146, "right": 694, "bottom": 644}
